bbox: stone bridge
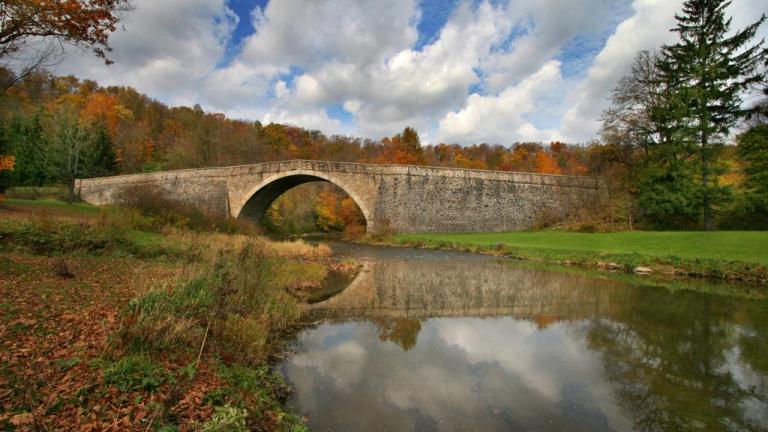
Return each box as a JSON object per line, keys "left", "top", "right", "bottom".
{"left": 75, "top": 160, "right": 603, "bottom": 234}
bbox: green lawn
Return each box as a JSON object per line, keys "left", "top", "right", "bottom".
{"left": 395, "top": 231, "right": 768, "bottom": 265}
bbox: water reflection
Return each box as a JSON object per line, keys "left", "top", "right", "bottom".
{"left": 282, "top": 249, "right": 768, "bottom": 431}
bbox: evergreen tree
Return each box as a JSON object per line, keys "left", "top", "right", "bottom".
{"left": 652, "top": 0, "right": 766, "bottom": 229}
{"left": 82, "top": 119, "right": 117, "bottom": 178}
{"left": 735, "top": 124, "right": 768, "bottom": 227}
{"left": 8, "top": 114, "right": 51, "bottom": 186}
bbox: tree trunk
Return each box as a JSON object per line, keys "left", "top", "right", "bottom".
{"left": 701, "top": 128, "right": 711, "bottom": 231}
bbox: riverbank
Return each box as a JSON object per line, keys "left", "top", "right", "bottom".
{"left": 383, "top": 231, "right": 768, "bottom": 286}
{"left": 0, "top": 199, "right": 354, "bottom": 431}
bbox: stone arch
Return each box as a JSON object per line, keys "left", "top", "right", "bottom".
{"left": 231, "top": 170, "right": 373, "bottom": 230}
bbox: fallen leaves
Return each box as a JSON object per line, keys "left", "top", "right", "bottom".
{"left": 0, "top": 253, "right": 189, "bottom": 431}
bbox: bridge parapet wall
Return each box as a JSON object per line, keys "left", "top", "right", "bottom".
{"left": 76, "top": 160, "right": 604, "bottom": 233}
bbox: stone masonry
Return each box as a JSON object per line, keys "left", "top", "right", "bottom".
{"left": 75, "top": 160, "right": 603, "bottom": 234}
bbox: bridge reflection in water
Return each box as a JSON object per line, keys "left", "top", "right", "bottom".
{"left": 284, "top": 247, "right": 768, "bottom": 432}
{"left": 310, "top": 259, "right": 631, "bottom": 322}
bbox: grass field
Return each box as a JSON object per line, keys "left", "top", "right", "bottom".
{"left": 396, "top": 231, "right": 768, "bottom": 265}
{"left": 392, "top": 231, "right": 768, "bottom": 284}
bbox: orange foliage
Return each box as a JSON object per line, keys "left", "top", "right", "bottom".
{"left": 339, "top": 197, "right": 365, "bottom": 226}
{"left": 315, "top": 190, "right": 343, "bottom": 232}
{"left": 535, "top": 151, "right": 562, "bottom": 174}
{"left": 142, "top": 137, "right": 155, "bottom": 162}
{"left": 454, "top": 153, "right": 487, "bottom": 170}
{"left": 80, "top": 92, "right": 132, "bottom": 134}
{"left": 377, "top": 136, "right": 422, "bottom": 165}
{"left": 1, "top": 0, "right": 132, "bottom": 64}
{"left": 0, "top": 155, "right": 16, "bottom": 171}
{"left": 534, "top": 314, "right": 561, "bottom": 330}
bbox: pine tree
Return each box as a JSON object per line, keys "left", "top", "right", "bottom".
{"left": 83, "top": 120, "right": 117, "bottom": 177}
{"left": 653, "top": 0, "right": 766, "bottom": 229}
{"left": 9, "top": 115, "right": 51, "bottom": 186}
{"left": 736, "top": 124, "right": 768, "bottom": 226}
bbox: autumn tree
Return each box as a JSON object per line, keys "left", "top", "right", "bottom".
{"left": 0, "top": 122, "right": 14, "bottom": 194}
{"left": 0, "top": 0, "right": 132, "bottom": 92}
{"left": 535, "top": 150, "right": 561, "bottom": 174}
{"left": 598, "top": 50, "right": 666, "bottom": 229}
{"left": 315, "top": 189, "right": 343, "bottom": 232}
{"left": 377, "top": 127, "right": 425, "bottom": 165}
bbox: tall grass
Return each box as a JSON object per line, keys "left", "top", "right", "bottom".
{"left": 114, "top": 243, "right": 317, "bottom": 430}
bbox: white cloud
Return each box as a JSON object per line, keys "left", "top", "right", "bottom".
{"left": 261, "top": 108, "right": 344, "bottom": 134}
{"left": 241, "top": 0, "right": 419, "bottom": 70}
{"left": 482, "top": 0, "right": 620, "bottom": 92}
{"left": 558, "top": 0, "right": 681, "bottom": 142}
{"left": 50, "top": 0, "right": 768, "bottom": 145}
{"left": 55, "top": 0, "right": 237, "bottom": 107}
{"left": 436, "top": 60, "right": 565, "bottom": 144}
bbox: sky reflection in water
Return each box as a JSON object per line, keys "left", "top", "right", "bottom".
{"left": 281, "top": 246, "right": 768, "bottom": 431}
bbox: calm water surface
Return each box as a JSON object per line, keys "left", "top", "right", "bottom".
{"left": 280, "top": 243, "right": 768, "bottom": 431}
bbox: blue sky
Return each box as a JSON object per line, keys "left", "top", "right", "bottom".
{"left": 56, "top": 0, "right": 766, "bottom": 144}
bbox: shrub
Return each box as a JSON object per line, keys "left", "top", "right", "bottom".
{"left": 114, "top": 184, "right": 257, "bottom": 234}
{"left": 532, "top": 207, "right": 563, "bottom": 230}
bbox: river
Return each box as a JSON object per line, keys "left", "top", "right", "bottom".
{"left": 279, "top": 242, "right": 768, "bottom": 431}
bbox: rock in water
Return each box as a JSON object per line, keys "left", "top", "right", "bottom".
{"left": 633, "top": 266, "right": 653, "bottom": 275}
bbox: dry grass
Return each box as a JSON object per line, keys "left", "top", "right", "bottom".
{"left": 178, "top": 231, "right": 332, "bottom": 260}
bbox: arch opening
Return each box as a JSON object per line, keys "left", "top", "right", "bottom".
{"left": 237, "top": 174, "right": 369, "bottom": 235}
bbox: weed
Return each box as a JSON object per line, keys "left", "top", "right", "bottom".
{"left": 219, "top": 314, "right": 269, "bottom": 365}
{"left": 101, "top": 355, "right": 169, "bottom": 393}
{"left": 201, "top": 404, "right": 248, "bottom": 432}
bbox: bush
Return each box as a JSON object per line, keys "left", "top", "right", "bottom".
{"left": 114, "top": 184, "right": 257, "bottom": 234}
{"left": 532, "top": 207, "right": 564, "bottom": 230}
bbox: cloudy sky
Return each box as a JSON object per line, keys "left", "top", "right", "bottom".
{"left": 56, "top": 0, "right": 766, "bottom": 144}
